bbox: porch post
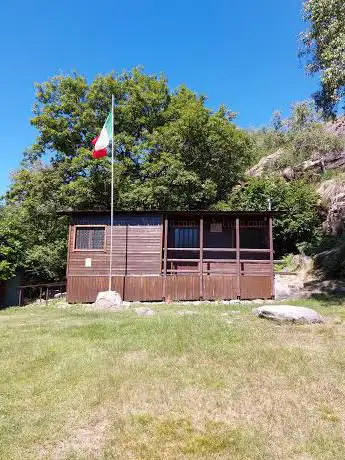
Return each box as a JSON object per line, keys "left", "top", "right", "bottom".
{"left": 199, "top": 216, "right": 204, "bottom": 300}
{"left": 162, "top": 215, "right": 168, "bottom": 300}
{"left": 269, "top": 216, "right": 274, "bottom": 299}
{"left": 236, "top": 218, "right": 240, "bottom": 299}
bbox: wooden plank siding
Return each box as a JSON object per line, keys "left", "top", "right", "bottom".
{"left": 165, "top": 275, "right": 200, "bottom": 301}
{"left": 240, "top": 276, "right": 273, "bottom": 300}
{"left": 68, "top": 223, "right": 162, "bottom": 277}
{"left": 67, "top": 276, "right": 162, "bottom": 303}
{"left": 65, "top": 211, "right": 276, "bottom": 302}
{"left": 204, "top": 275, "right": 237, "bottom": 300}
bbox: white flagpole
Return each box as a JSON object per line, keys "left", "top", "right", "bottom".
{"left": 108, "top": 94, "right": 115, "bottom": 291}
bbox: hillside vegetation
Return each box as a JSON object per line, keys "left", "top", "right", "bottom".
{"left": 242, "top": 102, "right": 345, "bottom": 276}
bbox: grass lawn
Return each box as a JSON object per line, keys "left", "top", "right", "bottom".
{"left": 1, "top": 298, "right": 345, "bottom": 459}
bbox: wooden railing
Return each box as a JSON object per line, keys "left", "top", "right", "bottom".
{"left": 18, "top": 282, "right": 66, "bottom": 307}
{"left": 164, "top": 247, "right": 271, "bottom": 275}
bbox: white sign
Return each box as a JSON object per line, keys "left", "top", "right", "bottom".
{"left": 85, "top": 258, "right": 92, "bottom": 268}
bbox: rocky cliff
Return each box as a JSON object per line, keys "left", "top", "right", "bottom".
{"left": 248, "top": 118, "right": 345, "bottom": 239}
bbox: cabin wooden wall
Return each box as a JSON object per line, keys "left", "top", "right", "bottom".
{"left": 66, "top": 212, "right": 275, "bottom": 303}
{"left": 67, "top": 274, "right": 273, "bottom": 302}
{"left": 67, "top": 215, "right": 162, "bottom": 278}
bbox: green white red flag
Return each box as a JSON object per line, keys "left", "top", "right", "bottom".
{"left": 92, "top": 110, "right": 113, "bottom": 159}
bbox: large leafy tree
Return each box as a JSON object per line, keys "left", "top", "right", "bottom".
{"left": 301, "top": 0, "right": 345, "bottom": 118}
{"left": 3, "top": 68, "right": 253, "bottom": 281}
{"left": 0, "top": 207, "right": 23, "bottom": 281}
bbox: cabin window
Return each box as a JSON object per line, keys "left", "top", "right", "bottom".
{"left": 174, "top": 228, "right": 199, "bottom": 248}
{"left": 74, "top": 226, "right": 105, "bottom": 250}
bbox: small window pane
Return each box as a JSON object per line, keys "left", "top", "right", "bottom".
{"left": 92, "top": 228, "right": 105, "bottom": 249}
{"left": 174, "top": 228, "right": 198, "bottom": 248}
{"left": 75, "top": 228, "right": 90, "bottom": 249}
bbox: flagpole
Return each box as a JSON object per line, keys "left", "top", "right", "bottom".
{"left": 108, "top": 94, "right": 115, "bottom": 291}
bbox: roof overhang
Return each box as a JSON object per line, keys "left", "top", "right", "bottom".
{"left": 58, "top": 209, "right": 284, "bottom": 217}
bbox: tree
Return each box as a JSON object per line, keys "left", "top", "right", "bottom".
{"left": 26, "top": 69, "right": 252, "bottom": 210}
{"left": 3, "top": 68, "right": 253, "bottom": 281}
{"left": 5, "top": 164, "right": 68, "bottom": 281}
{"left": 301, "top": 0, "right": 345, "bottom": 118}
{"left": 0, "top": 207, "right": 23, "bottom": 281}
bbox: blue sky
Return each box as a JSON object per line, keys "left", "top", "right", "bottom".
{"left": 1, "top": 0, "right": 317, "bottom": 196}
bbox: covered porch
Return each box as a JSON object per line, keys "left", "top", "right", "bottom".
{"left": 161, "top": 212, "right": 274, "bottom": 300}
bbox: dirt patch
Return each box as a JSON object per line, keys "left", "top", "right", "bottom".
{"left": 48, "top": 410, "right": 109, "bottom": 459}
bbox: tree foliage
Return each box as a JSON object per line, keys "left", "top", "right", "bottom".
{"left": 2, "top": 68, "right": 253, "bottom": 281}
{"left": 26, "top": 69, "right": 252, "bottom": 210}
{"left": 301, "top": 0, "right": 345, "bottom": 118}
{"left": 0, "top": 207, "right": 23, "bottom": 281}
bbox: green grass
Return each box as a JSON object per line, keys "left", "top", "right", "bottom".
{"left": 1, "top": 299, "right": 345, "bottom": 459}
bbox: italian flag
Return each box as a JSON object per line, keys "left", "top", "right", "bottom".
{"left": 92, "top": 110, "right": 113, "bottom": 159}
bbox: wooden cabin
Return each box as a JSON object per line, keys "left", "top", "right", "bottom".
{"left": 64, "top": 210, "right": 277, "bottom": 302}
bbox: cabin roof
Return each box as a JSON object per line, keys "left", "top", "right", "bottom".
{"left": 59, "top": 209, "right": 282, "bottom": 217}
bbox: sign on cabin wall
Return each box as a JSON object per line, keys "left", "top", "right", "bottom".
{"left": 210, "top": 222, "right": 222, "bottom": 232}
{"left": 85, "top": 258, "right": 92, "bottom": 268}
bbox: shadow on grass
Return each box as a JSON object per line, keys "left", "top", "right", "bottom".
{"left": 308, "top": 292, "right": 345, "bottom": 306}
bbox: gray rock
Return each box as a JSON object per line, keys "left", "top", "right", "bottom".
{"left": 92, "top": 290, "right": 123, "bottom": 309}
{"left": 135, "top": 307, "right": 155, "bottom": 316}
{"left": 281, "top": 166, "right": 295, "bottom": 181}
{"left": 54, "top": 292, "right": 66, "bottom": 299}
{"left": 253, "top": 305, "right": 324, "bottom": 324}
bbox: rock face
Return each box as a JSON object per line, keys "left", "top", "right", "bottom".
{"left": 92, "top": 291, "right": 122, "bottom": 309}
{"left": 318, "top": 179, "right": 345, "bottom": 235}
{"left": 253, "top": 305, "right": 324, "bottom": 324}
{"left": 246, "top": 149, "right": 284, "bottom": 176}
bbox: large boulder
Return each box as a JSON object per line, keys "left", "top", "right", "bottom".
{"left": 314, "top": 244, "right": 345, "bottom": 278}
{"left": 92, "top": 290, "right": 123, "bottom": 309}
{"left": 253, "top": 305, "right": 324, "bottom": 324}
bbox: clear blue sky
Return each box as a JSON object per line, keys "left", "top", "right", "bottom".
{"left": 1, "top": 0, "right": 317, "bottom": 196}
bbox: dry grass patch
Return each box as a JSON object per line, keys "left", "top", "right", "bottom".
{"left": 1, "top": 299, "right": 345, "bottom": 458}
